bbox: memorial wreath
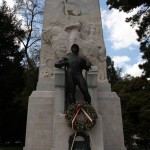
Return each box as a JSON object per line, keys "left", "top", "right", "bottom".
{"left": 65, "top": 101, "right": 98, "bottom": 131}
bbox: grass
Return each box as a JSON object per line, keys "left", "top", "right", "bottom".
{"left": 0, "top": 147, "right": 23, "bottom": 150}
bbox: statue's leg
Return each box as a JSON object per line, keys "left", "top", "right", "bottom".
{"left": 66, "top": 72, "right": 76, "bottom": 108}
{"left": 76, "top": 75, "right": 91, "bottom": 104}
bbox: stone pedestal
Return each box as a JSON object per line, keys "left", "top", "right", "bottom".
{"left": 23, "top": 91, "right": 54, "bottom": 150}
{"left": 24, "top": 68, "right": 126, "bottom": 150}
{"left": 53, "top": 68, "right": 104, "bottom": 150}
{"left": 97, "top": 90, "right": 126, "bottom": 150}
{"left": 24, "top": 68, "right": 105, "bottom": 150}
{"left": 51, "top": 113, "right": 104, "bottom": 150}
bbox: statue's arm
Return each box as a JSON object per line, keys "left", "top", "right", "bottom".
{"left": 86, "top": 60, "right": 92, "bottom": 71}
{"left": 82, "top": 58, "right": 92, "bottom": 71}
{"left": 55, "top": 58, "right": 68, "bottom": 68}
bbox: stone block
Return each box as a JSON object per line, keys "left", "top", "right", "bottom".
{"left": 36, "top": 75, "right": 55, "bottom": 91}
{"left": 97, "top": 81, "right": 111, "bottom": 92}
{"left": 52, "top": 113, "right": 104, "bottom": 150}
{"left": 24, "top": 91, "right": 54, "bottom": 149}
{"left": 97, "top": 92, "right": 126, "bottom": 150}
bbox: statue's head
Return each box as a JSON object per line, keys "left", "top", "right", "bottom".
{"left": 71, "top": 44, "right": 79, "bottom": 54}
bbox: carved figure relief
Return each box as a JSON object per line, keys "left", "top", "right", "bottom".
{"left": 63, "top": 0, "right": 81, "bottom": 20}
{"left": 41, "top": 1, "right": 107, "bottom": 81}
{"left": 65, "top": 21, "right": 82, "bottom": 52}
{"left": 42, "top": 21, "right": 68, "bottom": 60}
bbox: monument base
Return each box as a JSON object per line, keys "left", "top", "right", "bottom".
{"left": 24, "top": 68, "right": 126, "bottom": 150}
{"left": 51, "top": 113, "right": 104, "bottom": 150}
{"left": 97, "top": 88, "right": 126, "bottom": 150}
{"left": 24, "top": 148, "right": 51, "bottom": 150}
{"left": 23, "top": 91, "right": 54, "bottom": 150}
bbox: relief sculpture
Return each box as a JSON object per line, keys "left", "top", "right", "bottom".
{"left": 63, "top": 0, "right": 81, "bottom": 20}
{"left": 42, "top": 21, "right": 68, "bottom": 60}
{"left": 41, "top": 0, "right": 107, "bottom": 81}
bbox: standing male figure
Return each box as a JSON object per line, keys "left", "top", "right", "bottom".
{"left": 55, "top": 44, "right": 91, "bottom": 110}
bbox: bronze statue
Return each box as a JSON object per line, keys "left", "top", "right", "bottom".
{"left": 55, "top": 44, "right": 91, "bottom": 110}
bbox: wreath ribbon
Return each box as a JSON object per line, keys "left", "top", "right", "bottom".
{"left": 72, "top": 106, "right": 93, "bottom": 130}
{"left": 81, "top": 108, "right": 93, "bottom": 123}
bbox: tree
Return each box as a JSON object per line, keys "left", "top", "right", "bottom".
{"left": 113, "top": 77, "right": 150, "bottom": 150}
{"left": 106, "top": 0, "right": 150, "bottom": 78}
{"left": 16, "top": 0, "right": 44, "bottom": 68}
{"left": 0, "top": 0, "right": 25, "bottom": 144}
{"left": 107, "top": 56, "right": 122, "bottom": 88}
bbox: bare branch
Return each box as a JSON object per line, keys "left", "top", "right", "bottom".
{"left": 16, "top": 0, "right": 43, "bottom": 68}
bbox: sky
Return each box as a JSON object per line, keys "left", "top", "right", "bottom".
{"left": 0, "top": 0, "right": 143, "bottom": 77}
{"left": 99, "top": 0, "right": 143, "bottom": 77}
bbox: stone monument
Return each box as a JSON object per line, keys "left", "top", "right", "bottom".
{"left": 23, "top": 0, "right": 126, "bottom": 150}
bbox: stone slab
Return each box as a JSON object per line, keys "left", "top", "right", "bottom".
{"left": 97, "top": 81, "right": 111, "bottom": 92}
{"left": 97, "top": 92, "right": 126, "bottom": 150}
{"left": 52, "top": 113, "right": 104, "bottom": 150}
{"left": 24, "top": 91, "right": 55, "bottom": 149}
{"left": 24, "top": 72, "right": 126, "bottom": 150}
{"left": 24, "top": 148, "right": 51, "bottom": 150}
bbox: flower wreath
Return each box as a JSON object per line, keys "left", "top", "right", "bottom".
{"left": 65, "top": 101, "right": 98, "bottom": 131}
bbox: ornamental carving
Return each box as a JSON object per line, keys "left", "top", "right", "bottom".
{"left": 41, "top": 1, "right": 107, "bottom": 81}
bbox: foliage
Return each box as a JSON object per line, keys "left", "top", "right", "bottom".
{"left": 16, "top": 0, "right": 44, "bottom": 68}
{"left": 107, "top": 56, "right": 122, "bottom": 88}
{"left": 106, "top": 0, "right": 150, "bottom": 78}
{"left": 0, "top": 147, "right": 22, "bottom": 150}
{"left": 20, "top": 67, "right": 38, "bottom": 109}
{"left": 113, "top": 77, "right": 150, "bottom": 149}
{"left": 0, "top": 0, "right": 25, "bottom": 144}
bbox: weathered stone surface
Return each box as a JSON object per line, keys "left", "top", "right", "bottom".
{"left": 52, "top": 113, "right": 104, "bottom": 150}
{"left": 24, "top": 70, "right": 126, "bottom": 150}
{"left": 38, "top": 0, "right": 107, "bottom": 87}
{"left": 97, "top": 91, "right": 126, "bottom": 150}
{"left": 24, "top": 91, "right": 54, "bottom": 150}
{"left": 89, "top": 115, "right": 104, "bottom": 150}
{"left": 24, "top": 0, "right": 126, "bottom": 150}
{"left": 97, "top": 81, "right": 111, "bottom": 92}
